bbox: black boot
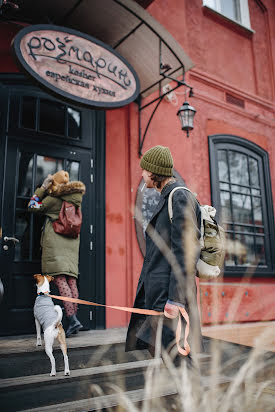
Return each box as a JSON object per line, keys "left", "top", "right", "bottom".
{"left": 66, "top": 314, "right": 83, "bottom": 338}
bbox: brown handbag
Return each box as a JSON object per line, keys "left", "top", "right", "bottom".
{"left": 52, "top": 201, "right": 82, "bottom": 238}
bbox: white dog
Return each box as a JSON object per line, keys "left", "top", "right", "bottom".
{"left": 33, "top": 274, "right": 70, "bottom": 376}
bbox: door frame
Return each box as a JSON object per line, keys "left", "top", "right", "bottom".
{"left": 0, "top": 73, "right": 106, "bottom": 332}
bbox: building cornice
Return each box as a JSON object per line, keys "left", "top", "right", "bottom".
{"left": 188, "top": 68, "right": 275, "bottom": 129}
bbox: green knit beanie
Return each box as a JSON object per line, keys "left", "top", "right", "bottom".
{"left": 140, "top": 145, "right": 173, "bottom": 177}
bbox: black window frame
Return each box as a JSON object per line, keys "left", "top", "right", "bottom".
{"left": 2, "top": 74, "right": 93, "bottom": 150}
{"left": 209, "top": 134, "right": 275, "bottom": 278}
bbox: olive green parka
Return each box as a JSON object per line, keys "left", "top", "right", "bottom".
{"left": 29, "top": 181, "right": 85, "bottom": 278}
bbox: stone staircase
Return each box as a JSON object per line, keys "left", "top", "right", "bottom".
{"left": 0, "top": 328, "right": 149, "bottom": 411}
{"left": 0, "top": 328, "right": 274, "bottom": 411}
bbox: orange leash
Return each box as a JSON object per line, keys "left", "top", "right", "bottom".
{"left": 48, "top": 294, "right": 162, "bottom": 315}
{"left": 48, "top": 294, "right": 190, "bottom": 356}
{"left": 177, "top": 307, "right": 190, "bottom": 356}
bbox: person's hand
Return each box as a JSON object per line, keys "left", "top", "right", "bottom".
{"left": 42, "top": 175, "right": 53, "bottom": 190}
{"left": 164, "top": 301, "right": 179, "bottom": 319}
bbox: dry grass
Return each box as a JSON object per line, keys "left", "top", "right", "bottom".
{"left": 86, "top": 192, "right": 275, "bottom": 411}
{"left": 87, "top": 321, "right": 275, "bottom": 411}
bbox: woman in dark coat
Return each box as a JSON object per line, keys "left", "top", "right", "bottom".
{"left": 28, "top": 170, "right": 86, "bottom": 337}
{"left": 126, "top": 145, "right": 203, "bottom": 365}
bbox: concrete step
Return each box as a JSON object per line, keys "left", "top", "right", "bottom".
{"left": 0, "top": 328, "right": 151, "bottom": 378}
{"left": 0, "top": 344, "right": 212, "bottom": 381}
{"left": 202, "top": 336, "right": 275, "bottom": 379}
{"left": 19, "top": 373, "right": 234, "bottom": 412}
{"left": 22, "top": 378, "right": 275, "bottom": 412}
{"left": 0, "top": 358, "right": 162, "bottom": 412}
{"left": 0, "top": 341, "right": 151, "bottom": 379}
{"left": 2, "top": 331, "right": 267, "bottom": 381}
{"left": 1, "top": 328, "right": 274, "bottom": 412}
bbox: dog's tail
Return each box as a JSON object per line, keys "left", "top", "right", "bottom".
{"left": 54, "top": 305, "right": 63, "bottom": 328}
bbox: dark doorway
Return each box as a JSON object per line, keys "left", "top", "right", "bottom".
{"left": 0, "top": 76, "right": 105, "bottom": 335}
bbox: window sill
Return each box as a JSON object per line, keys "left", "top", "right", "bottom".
{"left": 203, "top": 5, "right": 255, "bottom": 38}
{"left": 222, "top": 270, "right": 275, "bottom": 278}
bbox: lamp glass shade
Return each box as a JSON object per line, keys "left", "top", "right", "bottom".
{"left": 177, "top": 101, "right": 196, "bottom": 132}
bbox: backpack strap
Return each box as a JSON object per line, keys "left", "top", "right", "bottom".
{"left": 168, "top": 186, "right": 192, "bottom": 222}
{"left": 168, "top": 186, "right": 204, "bottom": 248}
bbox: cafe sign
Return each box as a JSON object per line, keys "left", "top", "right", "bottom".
{"left": 12, "top": 25, "right": 140, "bottom": 108}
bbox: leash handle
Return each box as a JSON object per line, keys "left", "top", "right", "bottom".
{"left": 164, "top": 305, "right": 190, "bottom": 356}
{"left": 176, "top": 307, "right": 191, "bottom": 356}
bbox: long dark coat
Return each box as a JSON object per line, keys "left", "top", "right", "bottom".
{"left": 126, "top": 181, "right": 203, "bottom": 355}
{"left": 28, "top": 181, "right": 85, "bottom": 279}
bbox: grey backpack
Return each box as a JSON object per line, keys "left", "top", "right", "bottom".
{"left": 168, "top": 187, "right": 225, "bottom": 278}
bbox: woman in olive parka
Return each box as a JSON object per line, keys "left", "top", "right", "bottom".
{"left": 28, "top": 170, "right": 86, "bottom": 337}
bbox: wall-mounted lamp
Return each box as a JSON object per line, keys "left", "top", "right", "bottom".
{"left": 138, "top": 50, "right": 196, "bottom": 156}
{"left": 138, "top": 85, "right": 196, "bottom": 155}
{"left": 177, "top": 100, "right": 196, "bottom": 138}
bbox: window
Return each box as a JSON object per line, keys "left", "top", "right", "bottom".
{"left": 19, "top": 96, "right": 81, "bottom": 139}
{"left": 209, "top": 135, "right": 275, "bottom": 276}
{"left": 203, "top": 0, "right": 251, "bottom": 28}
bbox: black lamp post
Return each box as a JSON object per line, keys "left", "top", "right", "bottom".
{"left": 177, "top": 101, "right": 196, "bottom": 137}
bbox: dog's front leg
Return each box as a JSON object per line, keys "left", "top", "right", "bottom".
{"left": 35, "top": 317, "right": 42, "bottom": 346}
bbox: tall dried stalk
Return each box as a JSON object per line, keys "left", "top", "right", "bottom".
{"left": 86, "top": 191, "right": 274, "bottom": 411}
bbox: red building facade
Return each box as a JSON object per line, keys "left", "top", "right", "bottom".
{"left": 105, "top": 0, "right": 275, "bottom": 328}
{"left": 0, "top": 0, "right": 274, "bottom": 335}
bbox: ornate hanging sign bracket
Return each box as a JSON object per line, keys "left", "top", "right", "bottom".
{"left": 12, "top": 25, "right": 140, "bottom": 108}
{"left": 138, "top": 39, "right": 194, "bottom": 156}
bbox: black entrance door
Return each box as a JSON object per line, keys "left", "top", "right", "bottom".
{"left": 0, "top": 77, "right": 105, "bottom": 335}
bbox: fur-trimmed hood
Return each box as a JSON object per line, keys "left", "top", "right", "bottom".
{"left": 49, "top": 181, "right": 86, "bottom": 197}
